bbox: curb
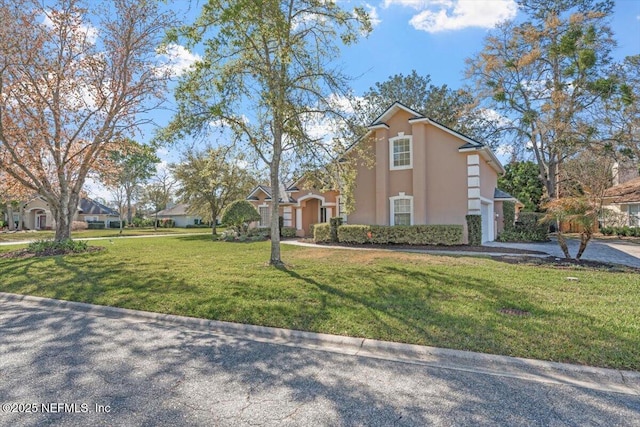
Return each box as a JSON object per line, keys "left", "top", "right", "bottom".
{"left": 1, "top": 292, "right": 639, "bottom": 396}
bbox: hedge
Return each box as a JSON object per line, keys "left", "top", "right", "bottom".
{"left": 313, "top": 223, "right": 332, "bottom": 243}
{"left": 498, "top": 212, "right": 548, "bottom": 242}
{"left": 466, "top": 215, "right": 481, "bottom": 246}
{"left": 281, "top": 226, "right": 297, "bottom": 238}
{"left": 87, "top": 221, "right": 105, "bottom": 229}
{"left": 503, "top": 201, "right": 515, "bottom": 232}
{"left": 336, "top": 224, "right": 464, "bottom": 245}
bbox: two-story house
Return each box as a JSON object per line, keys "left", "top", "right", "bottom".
{"left": 247, "top": 102, "right": 516, "bottom": 243}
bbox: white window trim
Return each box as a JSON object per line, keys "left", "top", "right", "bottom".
{"left": 389, "top": 194, "right": 414, "bottom": 226}
{"left": 389, "top": 133, "right": 413, "bottom": 171}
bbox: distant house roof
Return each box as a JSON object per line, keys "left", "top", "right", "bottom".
{"left": 246, "top": 185, "right": 296, "bottom": 203}
{"left": 78, "top": 198, "right": 119, "bottom": 216}
{"left": 156, "top": 203, "right": 192, "bottom": 217}
{"left": 603, "top": 177, "right": 640, "bottom": 204}
{"left": 494, "top": 188, "right": 516, "bottom": 200}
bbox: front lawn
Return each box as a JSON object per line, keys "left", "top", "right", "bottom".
{"left": 0, "top": 235, "right": 638, "bottom": 370}
{"left": 0, "top": 226, "right": 211, "bottom": 242}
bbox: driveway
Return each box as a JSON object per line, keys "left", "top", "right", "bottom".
{"left": 1, "top": 294, "right": 638, "bottom": 426}
{"left": 485, "top": 238, "right": 640, "bottom": 268}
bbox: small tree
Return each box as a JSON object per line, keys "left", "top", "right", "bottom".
{"left": 221, "top": 200, "right": 260, "bottom": 235}
{"left": 541, "top": 197, "right": 598, "bottom": 260}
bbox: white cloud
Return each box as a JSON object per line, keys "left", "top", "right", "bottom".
{"left": 384, "top": 0, "right": 517, "bottom": 33}
{"left": 365, "top": 4, "right": 382, "bottom": 27}
{"left": 155, "top": 44, "right": 201, "bottom": 77}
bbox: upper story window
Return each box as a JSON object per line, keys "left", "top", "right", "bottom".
{"left": 389, "top": 133, "right": 413, "bottom": 170}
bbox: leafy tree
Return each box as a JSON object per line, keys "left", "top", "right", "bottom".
{"left": 498, "top": 161, "right": 545, "bottom": 211}
{"left": 141, "top": 171, "right": 175, "bottom": 231}
{"left": 161, "top": 0, "right": 370, "bottom": 266}
{"left": 221, "top": 200, "right": 260, "bottom": 235}
{"left": 466, "top": 0, "right": 616, "bottom": 199}
{"left": 0, "top": 0, "right": 173, "bottom": 241}
{"left": 171, "top": 147, "right": 256, "bottom": 237}
{"left": 360, "top": 70, "right": 503, "bottom": 149}
{"left": 101, "top": 140, "right": 160, "bottom": 226}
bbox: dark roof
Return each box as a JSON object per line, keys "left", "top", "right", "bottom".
{"left": 78, "top": 198, "right": 119, "bottom": 216}
{"left": 603, "top": 177, "right": 640, "bottom": 203}
{"left": 494, "top": 188, "right": 516, "bottom": 200}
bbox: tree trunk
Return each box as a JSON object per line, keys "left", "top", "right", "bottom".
{"left": 6, "top": 205, "right": 15, "bottom": 231}
{"left": 269, "top": 133, "right": 283, "bottom": 266}
{"left": 556, "top": 231, "right": 572, "bottom": 259}
{"left": 575, "top": 232, "right": 591, "bottom": 260}
{"left": 17, "top": 205, "right": 24, "bottom": 231}
{"left": 127, "top": 196, "right": 133, "bottom": 225}
{"left": 52, "top": 192, "right": 79, "bottom": 241}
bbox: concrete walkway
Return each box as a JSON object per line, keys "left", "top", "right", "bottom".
{"left": 1, "top": 293, "right": 638, "bottom": 426}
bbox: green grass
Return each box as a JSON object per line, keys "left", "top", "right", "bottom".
{"left": 1, "top": 235, "right": 638, "bottom": 370}
{"left": 0, "top": 226, "right": 211, "bottom": 242}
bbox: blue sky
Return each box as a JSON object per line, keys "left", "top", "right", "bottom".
{"left": 341, "top": 0, "right": 639, "bottom": 94}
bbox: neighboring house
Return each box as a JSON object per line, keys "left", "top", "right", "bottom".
{"left": 247, "top": 102, "right": 516, "bottom": 243}
{"left": 602, "top": 177, "right": 640, "bottom": 227}
{"left": 16, "top": 196, "right": 119, "bottom": 230}
{"left": 154, "top": 203, "right": 203, "bottom": 227}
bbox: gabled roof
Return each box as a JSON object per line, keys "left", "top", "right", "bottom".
{"left": 78, "top": 198, "right": 119, "bottom": 216}
{"left": 494, "top": 189, "right": 525, "bottom": 208}
{"left": 156, "top": 203, "right": 191, "bottom": 216}
{"left": 360, "top": 101, "right": 505, "bottom": 174}
{"left": 603, "top": 177, "right": 640, "bottom": 204}
{"left": 246, "top": 185, "right": 296, "bottom": 203}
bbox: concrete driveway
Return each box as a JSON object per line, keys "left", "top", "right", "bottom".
{"left": 485, "top": 238, "right": 640, "bottom": 268}
{"left": 1, "top": 294, "right": 638, "bottom": 426}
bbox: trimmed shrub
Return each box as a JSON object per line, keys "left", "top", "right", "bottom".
{"left": 600, "top": 226, "right": 614, "bottom": 236}
{"left": 466, "top": 215, "right": 482, "bottom": 246}
{"left": 337, "top": 225, "right": 371, "bottom": 244}
{"left": 248, "top": 227, "right": 270, "bottom": 238}
{"left": 313, "top": 223, "right": 332, "bottom": 243}
{"left": 368, "top": 225, "right": 463, "bottom": 245}
{"left": 27, "top": 238, "right": 88, "bottom": 255}
{"left": 221, "top": 200, "right": 260, "bottom": 233}
{"left": 109, "top": 220, "right": 123, "bottom": 229}
{"left": 87, "top": 221, "right": 105, "bottom": 229}
{"left": 503, "top": 201, "right": 515, "bottom": 232}
{"left": 329, "top": 217, "right": 343, "bottom": 242}
{"left": 281, "top": 227, "right": 297, "bottom": 238}
{"left": 498, "top": 211, "right": 548, "bottom": 242}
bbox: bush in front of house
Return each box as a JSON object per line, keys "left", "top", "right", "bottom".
{"left": 329, "top": 217, "right": 343, "bottom": 242}
{"left": 335, "top": 224, "right": 464, "bottom": 245}
{"left": 281, "top": 227, "right": 297, "bottom": 238}
{"left": 503, "top": 201, "right": 515, "bottom": 232}
{"left": 221, "top": 200, "right": 261, "bottom": 234}
{"left": 109, "top": 221, "right": 123, "bottom": 229}
{"left": 497, "top": 212, "right": 548, "bottom": 242}
{"left": 313, "top": 223, "right": 332, "bottom": 243}
{"left": 466, "top": 215, "right": 482, "bottom": 246}
{"left": 87, "top": 221, "right": 105, "bottom": 229}
{"left": 337, "top": 224, "right": 370, "bottom": 244}
{"left": 369, "top": 225, "right": 463, "bottom": 245}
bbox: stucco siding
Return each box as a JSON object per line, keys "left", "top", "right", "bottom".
{"left": 423, "top": 126, "right": 467, "bottom": 226}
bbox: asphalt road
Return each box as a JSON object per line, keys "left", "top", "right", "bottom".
{"left": 1, "top": 296, "right": 638, "bottom": 427}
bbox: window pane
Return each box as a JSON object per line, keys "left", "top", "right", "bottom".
{"left": 259, "top": 207, "right": 270, "bottom": 227}
{"left": 393, "top": 139, "right": 411, "bottom": 167}
{"left": 394, "top": 213, "right": 410, "bottom": 225}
